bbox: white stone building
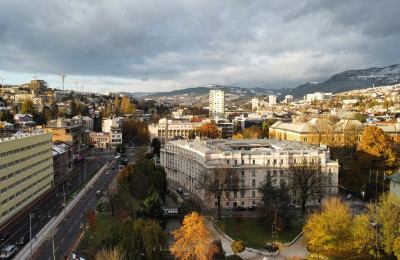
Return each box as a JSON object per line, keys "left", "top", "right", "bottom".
{"left": 149, "top": 118, "right": 205, "bottom": 144}
{"left": 161, "top": 139, "right": 339, "bottom": 209}
{"left": 251, "top": 98, "right": 259, "bottom": 111}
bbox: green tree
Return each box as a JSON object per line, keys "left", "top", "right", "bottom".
{"left": 136, "top": 192, "right": 165, "bottom": 224}
{"left": 355, "top": 126, "right": 398, "bottom": 170}
{"left": 262, "top": 120, "right": 276, "bottom": 138}
{"left": 353, "top": 113, "right": 367, "bottom": 123}
{"left": 0, "top": 110, "right": 14, "bottom": 124}
{"left": 151, "top": 138, "right": 161, "bottom": 157}
{"left": 21, "top": 99, "right": 36, "bottom": 115}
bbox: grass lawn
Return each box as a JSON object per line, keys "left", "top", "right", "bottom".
{"left": 216, "top": 217, "right": 303, "bottom": 250}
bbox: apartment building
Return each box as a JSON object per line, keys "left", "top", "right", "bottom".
{"left": 161, "top": 139, "right": 339, "bottom": 209}
{"left": 89, "top": 131, "right": 110, "bottom": 149}
{"left": 149, "top": 118, "right": 204, "bottom": 144}
{"left": 209, "top": 90, "right": 225, "bottom": 118}
{"left": 0, "top": 131, "right": 54, "bottom": 225}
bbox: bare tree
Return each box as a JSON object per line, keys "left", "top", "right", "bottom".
{"left": 197, "top": 168, "right": 239, "bottom": 219}
{"left": 104, "top": 184, "right": 119, "bottom": 216}
{"left": 288, "top": 160, "right": 325, "bottom": 215}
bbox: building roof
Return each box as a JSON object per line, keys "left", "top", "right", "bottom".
{"left": 53, "top": 145, "right": 66, "bottom": 156}
{"left": 387, "top": 170, "right": 400, "bottom": 183}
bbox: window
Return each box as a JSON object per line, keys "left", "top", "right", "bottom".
{"left": 242, "top": 160, "right": 244, "bottom": 164}
{"left": 233, "top": 191, "right": 237, "bottom": 198}
{"left": 241, "top": 180, "right": 245, "bottom": 186}
{"left": 252, "top": 201, "right": 256, "bottom": 205}
{"left": 252, "top": 179, "right": 256, "bottom": 187}
{"left": 0, "top": 176, "right": 6, "bottom": 182}
{"left": 252, "top": 191, "right": 256, "bottom": 198}
{"left": 252, "top": 170, "right": 255, "bottom": 177}
{"left": 304, "top": 137, "right": 308, "bottom": 141}
{"left": 241, "top": 191, "right": 245, "bottom": 198}
{"left": 214, "top": 202, "right": 218, "bottom": 206}
{"left": 7, "top": 151, "right": 13, "bottom": 156}
{"left": 253, "top": 160, "right": 255, "bottom": 164}
{"left": 226, "top": 202, "right": 229, "bottom": 206}
{"left": 0, "top": 153, "right": 5, "bottom": 158}
{"left": 241, "top": 170, "right": 245, "bottom": 176}
{"left": 227, "top": 160, "right": 230, "bottom": 165}
{"left": 280, "top": 170, "right": 284, "bottom": 177}
{"left": 267, "top": 159, "right": 270, "bottom": 165}
{"left": 8, "top": 173, "right": 13, "bottom": 179}
{"left": 280, "top": 159, "right": 283, "bottom": 164}
{"left": 1, "top": 200, "right": 6, "bottom": 206}
{"left": 8, "top": 184, "right": 14, "bottom": 190}
{"left": 235, "top": 160, "right": 237, "bottom": 165}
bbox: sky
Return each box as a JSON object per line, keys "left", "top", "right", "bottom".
{"left": 1, "top": 0, "right": 400, "bottom": 94}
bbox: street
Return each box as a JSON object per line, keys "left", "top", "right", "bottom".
{"left": 0, "top": 157, "right": 102, "bottom": 254}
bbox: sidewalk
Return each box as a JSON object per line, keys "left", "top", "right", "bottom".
{"left": 15, "top": 161, "right": 111, "bottom": 259}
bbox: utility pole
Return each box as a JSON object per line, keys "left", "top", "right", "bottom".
{"left": 0, "top": 77, "right": 9, "bottom": 88}
{"left": 56, "top": 73, "right": 66, "bottom": 91}
{"left": 63, "top": 183, "right": 66, "bottom": 218}
{"left": 30, "top": 212, "right": 32, "bottom": 259}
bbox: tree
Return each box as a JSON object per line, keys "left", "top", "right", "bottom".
{"left": 95, "top": 246, "right": 125, "bottom": 260}
{"left": 394, "top": 224, "right": 400, "bottom": 258}
{"left": 93, "top": 113, "right": 103, "bottom": 132}
{"left": 353, "top": 113, "right": 367, "bottom": 123}
{"left": 231, "top": 240, "right": 245, "bottom": 255}
{"left": 243, "top": 125, "right": 262, "bottom": 139}
{"left": 188, "top": 127, "right": 200, "bottom": 139}
{"left": 304, "top": 197, "right": 374, "bottom": 257}
{"left": 355, "top": 126, "right": 398, "bottom": 170}
{"left": 120, "top": 217, "right": 168, "bottom": 260}
{"left": 114, "top": 95, "right": 120, "bottom": 114}
{"left": 21, "top": 99, "right": 35, "bottom": 115}
{"left": 136, "top": 192, "right": 165, "bottom": 224}
{"left": 151, "top": 138, "right": 161, "bottom": 157}
{"left": 0, "top": 110, "right": 14, "bottom": 124}
{"left": 288, "top": 160, "right": 324, "bottom": 215}
{"left": 178, "top": 198, "right": 202, "bottom": 220}
{"left": 232, "top": 132, "right": 244, "bottom": 139}
{"left": 105, "top": 185, "right": 119, "bottom": 216}
{"left": 200, "top": 122, "right": 220, "bottom": 139}
{"left": 262, "top": 120, "right": 276, "bottom": 138}
{"left": 86, "top": 210, "right": 97, "bottom": 229}
{"left": 171, "top": 212, "right": 217, "bottom": 260}
{"left": 197, "top": 168, "right": 239, "bottom": 219}
{"left": 369, "top": 192, "right": 400, "bottom": 256}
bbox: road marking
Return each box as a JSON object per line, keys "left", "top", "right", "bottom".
{"left": 48, "top": 257, "right": 52, "bottom": 260}
{"left": 69, "top": 227, "right": 73, "bottom": 233}
{"left": 55, "top": 245, "right": 59, "bottom": 252}
{"left": 74, "top": 220, "right": 78, "bottom": 225}
{"left": 61, "top": 237, "right": 65, "bottom": 243}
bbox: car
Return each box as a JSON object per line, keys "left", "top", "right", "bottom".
{"left": 233, "top": 206, "right": 246, "bottom": 211}
{"left": 96, "top": 190, "right": 101, "bottom": 195}
{"left": 18, "top": 233, "right": 30, "bottom": 246}
{"left": 247, "top": 205, "right": 257, "bottom": 211}
{"left": 182, "top": 192, "right": 189, "bottom": 199}
{"left": 176, "top": 188, "right": 183, "bottom": 194}
{"left": 0, "top": 245, "right": 17, "bottom": 259}
{"left": 0, "top": 233, "right": 10, "bottom": 243}
{"left": 346, "top": 194, "right": 352, "bottom": 200}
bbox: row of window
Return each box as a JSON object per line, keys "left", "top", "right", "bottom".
{"left": 227, "top": 157, "right": 324, "bottom": 166}
{"left": 1, "top": 182, "right": 51, "bottom": 218}
{"left": 0, "top": 140, "right": 51, "bottom": 158}
{"left": 2, "top": 175, "right": 51, "bottom": 205}
{"left": 0, "top": 158, "right": 52, "bottom": 183}
{"left": 0, "top": 150, "right": 52, "bottom": 171}
{"left": 0, "top": 166, "right": 52, "bottom": 194}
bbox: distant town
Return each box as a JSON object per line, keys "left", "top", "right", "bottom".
{"left": 0, "top": 78, "right": 400, "bottom": 259}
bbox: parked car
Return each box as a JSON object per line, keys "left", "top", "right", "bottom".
{"left": 346, "top": 194, "right": 352, "bottom": 200}
{"left": 247, "top": 205, "right": 257, "bottom": 211}
{"left": 18, "top": 233, "right": 30, "bottom": 246}
{"left": 182, "top": 192, "right": 189, "bottom": 199}
{"left": 0, "top": 233, "right": 10, "bottom": 243}
{"left": 0, "top": 245, "right": 17, "bottom": 259}
{"left": 176, "top": 188, "right": 183, "bottom": 194}
{"left": 233, "top": 206, "right": 246, "bottom": 211}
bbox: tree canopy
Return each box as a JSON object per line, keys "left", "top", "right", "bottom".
{"left": 355, "top": 126, "right": 398, "bottom": 170}
{"left": 172, "top": 212, "right": 217, "bottom": 260}
{"left": 21, "top": 99, "right": 36, "bottom": 114}
{"left": 243, "top": 125, "right": 262, "bottom": 139}
{"left": 304, "top": 197, "right": 374, "bottom": 257}
{"left": 200, "top": 122, "right": 220, "bottom": 139}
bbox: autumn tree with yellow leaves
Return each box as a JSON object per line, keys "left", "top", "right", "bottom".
{"left": 355, "top": 126, "right": 398, "bottom": 171}
{"left": 304, "top": 197, "right": 374, "bottom": 257}
{"left": 171, "top": 212, "right": 217, "bottom": 260}
{"left": 200, "top": 122, "right": 220, "bottom": 139}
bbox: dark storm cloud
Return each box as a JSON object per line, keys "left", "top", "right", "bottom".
{"left": 0, "top": 0, "right": 399, "bottom": 92}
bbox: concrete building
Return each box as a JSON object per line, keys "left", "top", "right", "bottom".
{"left": 251, "top": 98, "right": 259, "bottom": 111}
{"left": 149, "top": 118, "right": 204, "bottom": 144}
{"left": 209, "top": 90, "right": 225, "bottom": 118}
{"left": 14, "top": 114, "right": 34, "bottom": 124}
{"left": 74, "top": 116, "right": 94, "bottom": 131}
{"left": 53, "top": 144, "right": 68, "bottom": 183}
{"left": 102, "top": 117, "right": 125, "bottom": 133}
{"left": 89, "top": 132, "right": 110, "bottom": 149}
{"left": 284, "top": 95, "right": 294, "bottom": 103}
{"left": 306, "top": 92, "right": 332, "bottom": 102}
{"left": 0, "top": 131, "right": 54, "bottom": 225}
{"left": 268, "top": 95, "right": 277, "bottom": 106}
{"left": 387, "top": 170, "right": 400, "bottom": 198}
{"left": 110, "top": 129, "right": 122, "bottom": 149}
{"left": 161, "top": 139, "right": 339, "bottom": 209}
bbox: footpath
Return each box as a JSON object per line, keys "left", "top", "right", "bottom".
{"left": 15, "top": 162, "right": 111, "bottom": 259}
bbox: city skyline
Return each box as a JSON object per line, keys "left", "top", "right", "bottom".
{"left": 1, "top": 1, "right": 400, "bottom": 93}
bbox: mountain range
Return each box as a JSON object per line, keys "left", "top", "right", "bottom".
{"left": 128, "top": 64, "right": 400, "bottom": 104}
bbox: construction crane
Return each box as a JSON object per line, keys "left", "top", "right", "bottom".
{"left": 0, "top": 77, "right": 9, "bottom": 88}
{"left": 56, "top": 73, "right": 66, "bottom": 91}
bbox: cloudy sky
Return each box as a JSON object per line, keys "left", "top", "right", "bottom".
{"left": 0, "top": 0, "right": 399, "bottom": 93}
